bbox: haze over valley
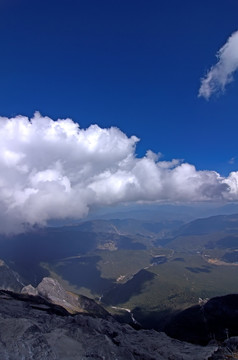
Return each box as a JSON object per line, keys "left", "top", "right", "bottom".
{"left": 2, "top": 203, "right": 238, "bottom": 337}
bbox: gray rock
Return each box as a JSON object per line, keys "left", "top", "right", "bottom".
{"left": 21, "top": 284, "right": 39, "bottom": 296}
{"left": 0, "top": 289, "right": 218, "bottom": 360}
{"left": 37, "top": 277, "right": 80, "bottom": 313}
{"left": 36, "top": 277, "right": 108, "bottom": 316}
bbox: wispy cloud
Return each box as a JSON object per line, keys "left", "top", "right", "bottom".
{"left": 0, "top": 113, "right": 237, "bottom": 234}
{"left": 229, "top": 157, "right": 236, "bottom": 165}
{"left": 199, "top": 30, "right": 238, "bottom": 99}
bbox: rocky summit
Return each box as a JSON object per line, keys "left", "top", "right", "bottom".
{"left": 0, "top": 289, "right": 218, "bottom": 360}
{"left": 21, "top": 277, "right": 108, "bottom": 317}
{"left": 1, "top": 276, "right": 238, "bottom": 359}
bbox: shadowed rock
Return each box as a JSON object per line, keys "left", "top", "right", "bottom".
{"left": 165, "top": 294, "right": 238, "bottom": 345}
{"left": 0, "top": 259, "right": 25, "bottom": 292}
{"left": 0, "top": 289, "right": 218, "bottom": 360}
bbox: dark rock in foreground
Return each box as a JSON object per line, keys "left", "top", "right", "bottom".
{"left": 0, "top": 289, "right": 217, "bottom": 360}
{"left": 209, "top": 337, "right": 238, "bottom": 359}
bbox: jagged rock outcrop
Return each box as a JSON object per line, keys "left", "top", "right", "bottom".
{"left": 21, "top": 284, "right": 39, "bottom": 296}
{"left": 22, "top": 277, "right": 108, "bottom": 317}
{"left": 0, "top": 289, "right": 218, "bottom": 360}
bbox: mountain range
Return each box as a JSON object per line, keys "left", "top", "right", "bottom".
{"left": 0, "top": 272, "right": 237, "bottom": 360}
{"left": 1, "top": 208, "right": 238, "bottom": 358}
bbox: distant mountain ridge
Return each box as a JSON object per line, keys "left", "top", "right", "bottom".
{"left": 62, "top": 218, "right": 183, "bottom": 237}
{"left": 166, "top": 213, "right": 238, "bottom": 252}
{"left": 175, "top": 214, "right": 238, "bottom": 236}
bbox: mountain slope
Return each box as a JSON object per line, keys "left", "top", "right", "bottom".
{"left": 175, "top": 214, "right": 238, "bottom": 237}
{"left": 0, "top": 289, "right": 218, "bottom": 360}
{"left": 0, "top": 260, "right": 25, "bottom": 292}
{"left": 165, "top": 294, "right": 238, "bottom": 345}
{"left": 22, "top": 277, "right": 108, "bottom": 317}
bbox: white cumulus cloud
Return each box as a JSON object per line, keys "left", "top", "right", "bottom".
{"left": 0, "top": 112, "right": 237, "bottom": 234}
{"left": 199, "top": 30, "right": 238, "bottom": 99}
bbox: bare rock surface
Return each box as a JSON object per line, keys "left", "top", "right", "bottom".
{"left": 37, "top": 276, "right": 83, "bottom": 313}
{"left": 22, "top": 277, "right": 108, "bottom": 317}
{"left": 21, "top": 284, "right": 39, "bottom": 296}
{"left": 0, "top": 289, "right": 218, "bottom": 360}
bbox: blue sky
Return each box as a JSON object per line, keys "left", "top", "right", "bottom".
{"left": 1, "top": 0, "right": 238, "bottom": 232}
{"left": 0, "top": 0, "right": 238, "bottom": 176}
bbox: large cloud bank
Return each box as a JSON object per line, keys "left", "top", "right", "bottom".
{"left": 0, "top": 113, "right": 238, "bottom": 234}
{"left": 199, "top": 30, "right": 238, "bottom": 99}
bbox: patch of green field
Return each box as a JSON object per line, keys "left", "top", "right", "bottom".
{"left": 100, "top": 252, "right": 238, "bottom": 329}
{"left": 41, "top": 248, "right": 238, "bottom": 331}
{"left": 96, "top": 249, "right": 151, "bottom": 280}
{"left": 41, "top": 249, "right": 153, "bottom": 297}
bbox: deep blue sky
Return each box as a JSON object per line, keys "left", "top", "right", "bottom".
{"left": 0, "top": 0, "right": 238, "bottom": 175}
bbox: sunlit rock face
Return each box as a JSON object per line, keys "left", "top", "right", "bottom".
{"left": 0, "top": 289, "right": 218, "bottom": 360}
{"left": 22, "top": 277, "right": 109, "bottom": 317}
{"left": 21, "top": 284, "right": 38, "bottom": 296}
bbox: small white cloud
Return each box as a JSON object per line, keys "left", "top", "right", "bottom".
{"left": 199, "top": 30, "right": 238, "bottom": 99}
{"left": 0, "top": 113, "right": 237, "bottom": 234}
